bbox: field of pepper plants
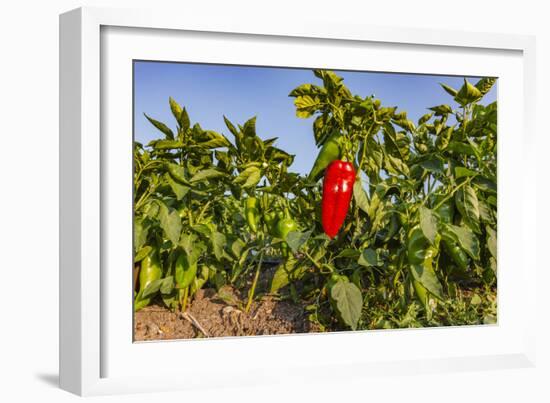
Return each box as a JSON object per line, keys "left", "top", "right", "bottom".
{"left": 133, "top": 68, "right": 497, "bottom": 340}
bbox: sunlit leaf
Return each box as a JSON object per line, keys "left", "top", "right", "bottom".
{"left": 429, "top": 104, "right": 453, "bottom": 115}
{"left": 440, "top": 83, "right": 458, "bottom": 97}
{"left": 159, "top": 206, "right": 182, "bottom": 245}
{"left": 475, "top": 77, "right": 497, "bottom": 96}
{"left": 454, "top": 167, "right": 478, "bottom": 179}
{"left": 443, "top": 223, "right": 480, "bottom": 260}
{"left": 234, "top": 166, "right": 262, "bottom": 188}
{"left": 134, "top": 245, "right": 152, "bottom": 263}
{"left": 353, "top": 177, "right": 370, "bottom": 214}
{"left": 141, "top": 278, "right": 164, "bottom": 299}
{"left": 190, "top": 168, "right": 226, "bottom": 183}
{"left": 419, "top": 207, "right": 438, "bottom": 245}
{"left": 454, "top": 78, "right": 483, "bottom": 106}
{"left": 211, "top": 231, "right": 226, "bottom": 261}
{"left": 165, "top": 173, "right": 189, "bottom": 200}
{"left": 331, "top": 281, "right": 363, "bottom": 330}
{"left": 286, "top": 229, "right": 312, "bottom": 254}
{"left": 455, "top": 185, "right": 481, "bottom": 233}
{"left": 144, "top": 113, "right": 174, "bottom": 139}
{"left": 294, "top": 95, "right": 322, "bottom": 118}
{"left": 410, "top": 263, "right": 443, "bottom": 300}
{"left": 486, "top": 226, "right": 497, "bottom": 260}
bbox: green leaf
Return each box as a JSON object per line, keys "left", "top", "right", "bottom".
{"left": 358, "top": 248, "right": 382, "bottom": 267}
{"left": 160, "top": 291, "right": 178, "bottom": 311}
{"left": 410, "top": 264, "right": 443, "bottom": 300}
{"left": 228, "top": 237, "right": 246, "bottom": 260}
{"left": 160, "top": 276, "right": 175, "bottom": 295}
{"left": 217, "top": 286, "right": 240, "bottom": 306}
{"left": 199, "top": 131, "right": 231, "bottom": 149}
{"left": 447, "top": 141, "right": 477, "bottom": 156}
{"left": 331, "top": 281, "right": 363, "bottom": 330}
{"left": 418, "top": 112, "right": 434, "bottom": 125}
{"left": 179, "top": 232, "right": 200, "bottom": 256}
{"left": 486, "top": 226, "right": 497, "bottom": 260}
{"left": 223, "top": 116, "right": 241, "bottom": 139}
{"left": 268, "top": 147, "right": 293, "bottom": 163}
{"left": 419, "top": 207, "right": 438, "bottom": 245}
{"left": 472, "top": 176, "right": 497, "bottom": 194}
{"left": 353, "top": 177, "right": 370, "bottom": 214}
{"left": 454, "top": 167, "right": 478, "bottom": 179}
{"left": 444, "top": 224, "right": 480, "bottom": 260}
{"left": 134, "top": 245, "right": 152, "bottom": 263}
{"left": 191, "top": 265, "right": 211, "bottom": 294}
{"left": 418, "top": 158, "right": 444, "bottom": 174}
{"left": 475, "top": 77, "right": 497, "bottom": 96}
{"left": 192, "top": 223, "right": 212, "bottom": 236}
{"left": 294, "top": 95, "right": 322, "bottom": 118}
{"left": 336, "top": 249, "right": 361, "bottom": 259}
{"left": 489, "top": 257, "right": 497, "bottom": 274}
{"left": 175, "top": 254, "right": 197, "bottom": 289}
{"left": 179, "top": 107, "right": 191, "bottom": 132}
{"left": 383, "top": 123, "right": 411, "bottom": 161}
{"left": 286, "top": 229, "right": 313, "bottom": 254}
{"left": 234, "top": 166, "right": 262, "bottom": 188}
{"left": 141, "top": 278, "right": 164, "bottom": 299}
{"left": 470, "top": 294, "right": 482, "bottom": 305}
{"left": 166, "top": 163, "right": 190, "bottom": 185}
{"left": 190, "top": 168, "right": 225, "bottom": 183}
{"left": 133, "top": 218, "right": 148, "bottom": 252}
{"left": 211, "top": 231, "right": 226, "bottom": 261}
{"left": 478, "top": 200, "right": 494, "bottom": 224}
{"left": 270, "top": 256, "right": 307, "bottom": 293}
{"left": 165, "top": 173, "right": 189, "bottom": 200}
{"left": 429, "top": 104, "right": 453, "bottom": 115}
{"left": 159, "top": 205, "right": 182, "bottom": 245}
{"left": 393, "top": 118, "right": 416, "bottom": 132}
{"left": 435, "top": 126, "right": 453, "bottom": 150}
{"left": 289, "top": 83, "right": 325, "bottom": 97}
{"left": 242, "top": 116, "right": 257, "bottom": 137}
{"left": 150, "top": 140, "right": 184, "bottom": 150}
{"left": 455, "top": 185, "right": 481, "bottom": 233}
{"left": 270, "top": 263, "right": 292, "bottom": 294}
{"left": 144, "top": 113, "right": 174, "bottom": 139}
{"left": 386, "top": 154, "right": 410, "bottom": 176}
{"left": 454, "top": 78, "right": 483, "bottom": 106}
{"left": 440, "top": 83, "right": 458, "bottom": 97}
{"left": 169, "top": 97, "right": 183, "bottom": 123}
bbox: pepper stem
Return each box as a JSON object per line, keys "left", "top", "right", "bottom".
{"left": 245, "top": 250, "right": 264, "bottom": 313}
{"left": 181, "top": 286, "right": 189, "bottom": 312}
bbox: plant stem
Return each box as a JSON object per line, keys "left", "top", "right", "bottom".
{"left": 303, "top": 250, "right": 323, "bottom": 271}
{"left": 181, "top": 286, "right": 189, "bottom": 312}
{"left": 196, "top": 199, "right": 212, "bottom": 223}
{"left": 245, "top": 250, "right": 264, "bottom": 313}
{"left": 432, "top": 177, "right": 473, "bottom": 211}
{"left": 135, "top": 184, "right": 156, "bottom": 212}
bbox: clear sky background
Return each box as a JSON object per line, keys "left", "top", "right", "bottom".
{"left": 134, "top": 61, "right": 497, "bottom": 175}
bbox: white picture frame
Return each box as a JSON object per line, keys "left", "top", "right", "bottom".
{"left": 59, "top": 6, "right": 537, "bottom": 396}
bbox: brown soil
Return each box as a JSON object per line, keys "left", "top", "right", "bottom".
{"left": 134, "top": 287, "right": 321, "bottom": 340}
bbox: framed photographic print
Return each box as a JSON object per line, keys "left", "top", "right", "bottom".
{"left": 60, "top": 6, "right": 537, "bottom": 396}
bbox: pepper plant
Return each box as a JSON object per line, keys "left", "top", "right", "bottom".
{"left": 281, "top": 70, "right": 497, "bottom": 329}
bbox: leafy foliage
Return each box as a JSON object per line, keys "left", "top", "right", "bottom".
{"left": 133, "top": 72, "right": 497, "bottom": 333}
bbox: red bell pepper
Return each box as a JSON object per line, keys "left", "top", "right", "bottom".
{"left": 321, "top": 160, "right": 356, "bottom": 238}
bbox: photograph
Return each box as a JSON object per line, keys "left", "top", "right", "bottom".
{"left": 132, "top": 62, "right": 498, "bottom": 341}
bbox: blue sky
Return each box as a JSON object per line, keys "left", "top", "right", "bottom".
{"left": 134, "top": 61, "right": 497, "bottom": 175}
